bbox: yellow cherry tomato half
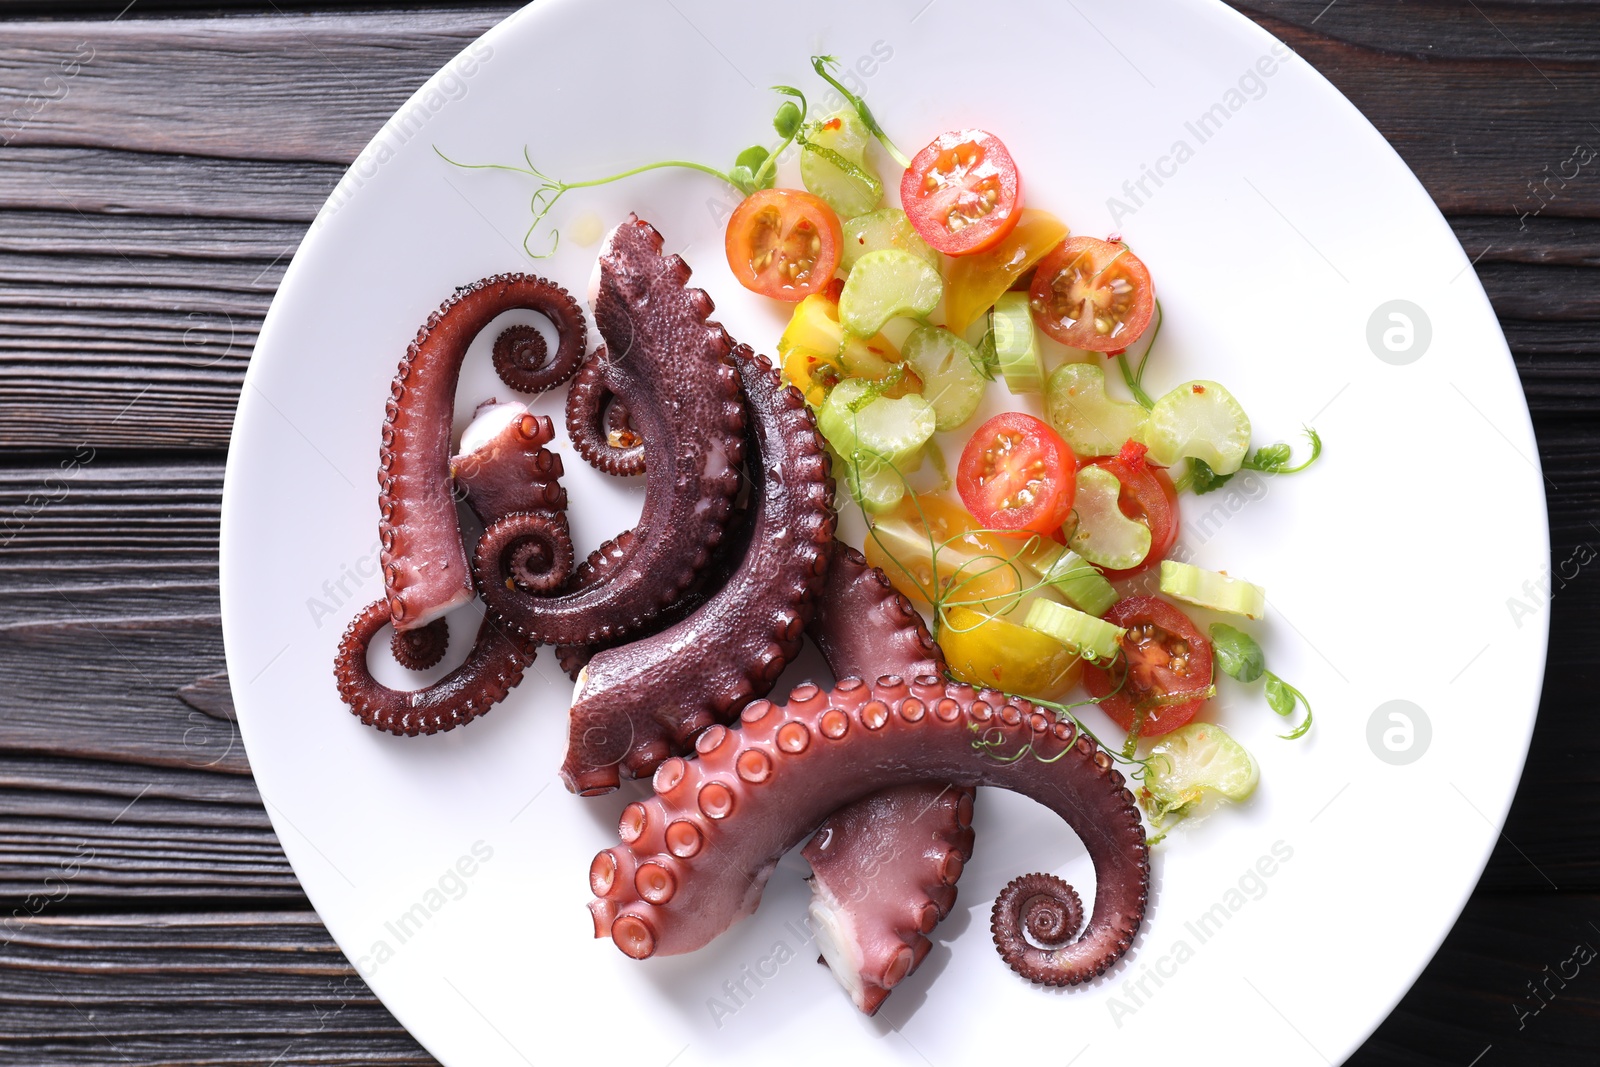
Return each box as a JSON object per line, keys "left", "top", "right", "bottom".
{"left": 777, "top": 285, "right": 917, "bottom": 405}
{"left": 940, "top": 605, "right": 1084, "bottom": 701}
{"left": 862, "top": 494, "right": 1040, "bottom": 613}
{"left": 943, "top": 209, "right": 1071, "bottom": 336}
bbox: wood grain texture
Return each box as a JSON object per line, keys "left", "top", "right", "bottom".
{"left": 0, "top": 0, "right": 1592, "bottom": 1065}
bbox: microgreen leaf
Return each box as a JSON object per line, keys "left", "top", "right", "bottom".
{"left": 1209, "top": 623, "right": 1265, "bottom": 683}
{"left": 727, "top": 165, "right": 756, "bottom": 193}
{"left": 773, "top": 101, "right": 803, "bottom": 139}
{"left": 735, "top": 145, "right": 769, "bottom": 173}
{"left": 1190, "top": 458, "right": 1232, "bottom": 495}
{"left": 1242, "top": 426, "right": 1322, "bottom": 475}
{"left": 1263, "top": 671, "right": 1313, "bottom": 740}
{"left": 1264, "top": 674, "right": 1295, "bottom": 716}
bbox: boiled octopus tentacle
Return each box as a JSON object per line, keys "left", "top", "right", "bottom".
{"left": 377, "top": 274, "right": 586, "bottom": 634}
{"left": 561, "top": 345, "right": 834, "bottom": 794}
{"left": 390, "top": 621, "right": 449, "bottom": 671}
{"left": 451, "top": 400, "right": 567, "bottom": 520}
{"left": 799, "top": 544, "right": 979, "bottom": 1013}
{"left": 334, "top": 603, "right": 537, "bottom": 736}
{"left": 566, "top": 351, "right": 646, "bottom": 476}
{"left": 587, "top": 676, "right": 1149, "bottom": 991}
{"left": 802, "top": 783, "right": 976, "bottom": 1014}
{"left": 554, "top": 531, "right": 637, "bottom": 678}
{"left": 489, "top": 290, "right": 586, "bottom": 395}
{"left": 992, "top": 872, "right": 1087, "bottom": 983}
{"left": 334, "top": 399, "right": 567, "bottom": 734}
{"left": 477, "top": 216, "right": 746, "bottom": 648}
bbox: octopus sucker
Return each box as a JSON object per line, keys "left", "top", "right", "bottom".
{"left": 588, "top": 677, "right": 1150, "bottom": 990}
{"left": 560, "top": 344, "right": 835, "bottom": 793}
{"left": 477, "top": 216, "right": 747, "bottom": 649}
{"left": 377, "top": 274, "right": 587, "bottom": 634}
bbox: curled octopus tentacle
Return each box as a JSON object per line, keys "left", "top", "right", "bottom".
{"left": 389, "top": 620, "right": 449, "bottom": 671}
{"left": 488, "top": 283, "right": 586, "bottom": 394}
{"left": 587, "top": 675, "right": 1149, "bottom": 992}
{"left": 992, "top": 873, "right": 1087, "bottom": 980}
{"left": 334, "top": 600, "right": 536, "bottom": 737}
{"left": 334, "top": 398, "right": 568, "bottom": 734}
{"left": 377, "top": 274, "right": 586, "bottom": 634}
{"left": 479, "top": 217, "right": 746, "bottom": 649}
{"left": 566, "top": 351, "right": 646, "bottom": 476}
{"left": 561, "top": 345, "right": 834, "bottom": 793}
{"left": 475, "top": 512, "right": 575, "bottom": 596}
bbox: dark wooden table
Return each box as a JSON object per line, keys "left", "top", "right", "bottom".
{"left": 0, "top": 1, "right": 1594, "bottom": 1063}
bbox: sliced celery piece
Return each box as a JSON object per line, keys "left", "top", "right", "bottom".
{"left": 1045, "top": 362, "right": 1149, "bottom": 457}
{"left": 800, "top": 110, "right": 882, "bottom": 219}
{"left": 902, "top": 326, "right": 985, "bottom": 431}
{"left": 1024, "top": 598, "right": 1126, "bottom": 663}
{"left": 841, "top": 208, "right": 941, "bottom": 272}
{"left": 1144, "top": 380, "right": 1251, "bottom": 475}
{"left": 1146, "top": 723, "right": 1259, "bottom": 808}
{"left": 842, "top": 455, "right": 906, "bottom": 514}
{"left": 990, "top": 291, "right": 1043, "bottom": 394}
{"left": 1067, "top": 466, "right": 1151, "bottom": 570}
{"left": 1159, "top": 560, "right": 1267, "bottom": 619}
{"left": 1031, "top": 544, "right": 1118, "bottom": 617}
{"left": 816, "top": 379, "right": 935, "bottom": 473}
{"left": 838, "top": 250, "right": 943, "bottom": 337}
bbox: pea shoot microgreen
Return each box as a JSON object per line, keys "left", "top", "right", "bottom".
{"left": 1209, "top": 622, "right": 1313, "bottom": 739}
{"left": 1184, "top": 427, "right": 1323, "bottom": 495}
{"left": 810, "top": 55, "right": 911, "bottom": 169}
{"left": 435, "top": 85, "right": 808, "bottom": 257}
{"left": 1113, "top": 298, "right": 1162, "bottom": 411}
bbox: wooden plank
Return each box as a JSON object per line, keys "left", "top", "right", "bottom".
{"left": 0, "top": 913, "right": 434, "bottom": 1065}
{"left": 0, "top": 9, "right": 514, "bottom": 163}
{"left": 0, "top": 893, "right": 1593, "bottom": 1066}
{"left": 1234, "top": 1, "right": 1600, "bottom": 218}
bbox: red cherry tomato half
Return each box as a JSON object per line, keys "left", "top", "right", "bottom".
{"left": 1083, "top": 596, "right": 1214, "bottom": 737}
{"left": 956, "top": 412, "right": 1076, "bottom": 535}
{"left": 725, "top": 189, "right": 843, "bottom": 301}
{"left": 1028, "top": 236, "right": 1155, "bottom": 350}
{"left": 900, "top": 129, "right": 1024, "bottom": 256}
{"left": 1087, "top": 442, "right": 1180, "bottom": 580}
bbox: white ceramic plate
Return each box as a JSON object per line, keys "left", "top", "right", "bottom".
{"left": 221, "top": 1, "right": 1549, "bottom": 1064}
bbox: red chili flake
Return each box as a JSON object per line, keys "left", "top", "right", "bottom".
{"left": 824, "top": 278, "right": 845, "bottom": 302}
{"left": 1192, "top": 384, "right": 1206, "bottom": 394}
{"left": 1116, "top": 439, "right": 1149, "bottom": 471}
{"left": 822, "top": 117, "right": 843, "bottom": 132}
{"left": 1107, "top": 232, "right": 1123, "bottom": 243}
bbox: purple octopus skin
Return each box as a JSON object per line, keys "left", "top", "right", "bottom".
{"left": 586, "top": 675, "right": 1150, "bottom": 989}
{"left": 476, "top": 216, "right": 746, "bottom": 649}
{"left": 799, "top": 544, "right": 978, "bottom": 1014}
{"left": 566, "top": 352, "right": 645, "bottom": 476}
{"left": 803, "top": 783, "right": 976, "bottom": 1014}
{"left": 376, "top": 274, "right": 586, "bottom": 634}
{"left": 334, "top": 399, "right": 567, "bottom": 736}
{"left": 561, "top": 345, "right": 834, "bottom": 794}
